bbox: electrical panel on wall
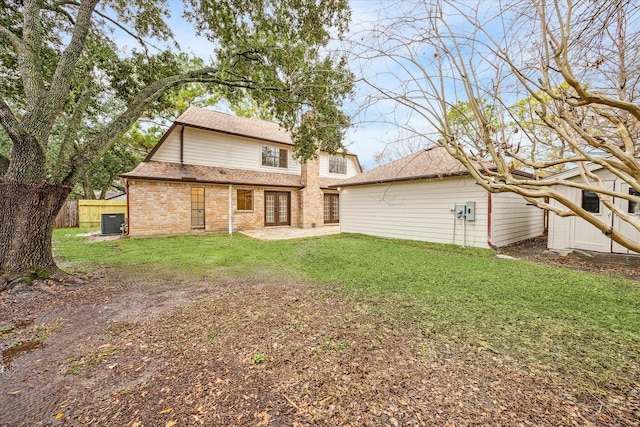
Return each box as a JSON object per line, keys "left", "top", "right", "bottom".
{"left": 466, "top": 201, "right": 476, "bottom": 221}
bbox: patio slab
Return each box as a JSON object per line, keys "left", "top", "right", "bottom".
{"left": 239, "top": 225, "right": 340, "bottom": 240}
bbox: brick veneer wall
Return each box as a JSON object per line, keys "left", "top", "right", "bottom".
{"left": 300, "top": 157, "right": 324, "bottom": 228}
{"left": 127, "top": 179, "right": 301, "bottom": 236}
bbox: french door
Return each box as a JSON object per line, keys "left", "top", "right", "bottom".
{"left": 324, "top": 194, "right": 339, "bottom": 224}
{"left": 264, "top": 191, "right": 290, "bottom": 226}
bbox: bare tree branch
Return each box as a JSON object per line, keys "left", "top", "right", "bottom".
{"left": 352, "top": 0, "right": 640, "bottom": 253}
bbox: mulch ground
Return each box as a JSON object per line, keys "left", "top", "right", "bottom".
{"left": 497, "top": 233, "right": 640, "bottom": 281}
{"left": 0, "top": 239, "right": 639, "bottom": 426}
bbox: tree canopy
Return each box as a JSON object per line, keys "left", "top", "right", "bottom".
{"left": 0, "top": 0, "right": 353, "bottom": 184}
{"left": 0, "top": 0, "right": 353, "bottom": 287}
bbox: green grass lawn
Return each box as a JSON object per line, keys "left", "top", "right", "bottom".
{"left": 54, "top": 229, "right": 640, "bottom": 391}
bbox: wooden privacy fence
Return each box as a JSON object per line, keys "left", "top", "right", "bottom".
{"left": 54, "top": 199, "right": 79, "bottom": 228}
{"left": 54, "top": 199, "right": 127, "bottom": 228}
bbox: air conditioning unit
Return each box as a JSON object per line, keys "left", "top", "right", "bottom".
{"left": 101, "top": 213, "right": 125, "bottom": 236}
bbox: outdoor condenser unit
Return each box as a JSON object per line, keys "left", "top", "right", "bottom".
{"left": 101, "top": 213, "right": 125, "bottom": 235}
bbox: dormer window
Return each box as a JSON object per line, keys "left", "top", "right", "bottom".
{"left": 262, "top": 146, "right": 288, "bottom": 168}
{"left": 329, "top": 156, "right": 347, "bottom": 174}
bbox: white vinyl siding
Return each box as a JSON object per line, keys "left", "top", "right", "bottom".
{"left": 319, "top": 152, "right": 359, "bottom": 178}
{"left": 339, "top": 177, "right": 490, "bottom": 248}
{"left": 547, "top": 196, "right": 572, "bottom": 251}
{"left": 151, "top": 127, "right": 301, "bottom": 175}
{"left": 491, "top": 192, "right": 545, "bottom": 247}
{"left": 152, "top": 128, "right": 181, "bottom": 161}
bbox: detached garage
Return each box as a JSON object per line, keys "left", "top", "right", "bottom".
{"left": 331, "top": 147, "right": 544, "bottom": 249}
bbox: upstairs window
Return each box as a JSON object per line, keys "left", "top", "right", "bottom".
{"left": 329, "top": 156, "right": 347, "bottom": 174}
{"left": 261, "top": 146, "right": 288, "bottom": 168}
{"left": 581, "top": 190, "right": 600, "bottom": 214}
{"left": 237, "top": 189, "right": 253, "bottom": 211}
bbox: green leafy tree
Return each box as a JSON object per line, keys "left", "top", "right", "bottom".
{"left": 81, "top": 79, "right": 222, "bottom": 199}
{"left": 0, "top": 0, "right": 353, "bottom": 289}
{"left": 82, "top": 141, "right": 142, "bottom": 199}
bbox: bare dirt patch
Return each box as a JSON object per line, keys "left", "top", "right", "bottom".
{"left": 0, "top": 266, "right": 638, "bottom": 426}
{"left": 498, "top": 233, "right": 640, "bottom": 281}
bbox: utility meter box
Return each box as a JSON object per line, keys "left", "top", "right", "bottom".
{"left": 454, "top": 204, "right": 466, "bottom": 219}
{"left": 465, "top": 201, "right": 476, "bottom": 221}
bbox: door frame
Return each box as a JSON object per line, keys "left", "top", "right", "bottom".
{"left": 612, "top": 181, "right": 640, "bottom": 254}
{"left": 264, "top": 191, "right": 290, "bottom": 226}
{"left": 324, "top": 193, "right": 339, "bottom": 224}
{"left": 569, "top": 181, "right": 614, "bottom": 252}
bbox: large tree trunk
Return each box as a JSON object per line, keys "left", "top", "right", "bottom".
{"left": 0, "top": 180, "right": 71, "bottom": 290}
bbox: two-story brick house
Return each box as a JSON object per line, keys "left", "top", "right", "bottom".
{"left": 121, "top": 107, "right": 362, "bottom": 237}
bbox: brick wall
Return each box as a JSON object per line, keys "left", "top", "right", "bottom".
{"left": 128, "top": 180, "right": 192, "bottom": 236}
{"left": 127, "top": 179, "right": 302, "bottom": 236}
{"left": 300, "top": 157, "right": 325, "bottom": 228}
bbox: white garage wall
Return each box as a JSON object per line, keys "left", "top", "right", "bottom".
{"left": 491, "top": 192, "right": 545, "bottom": 247}
{"left": 339, "top": 177, "right": 490, "bottom": 248}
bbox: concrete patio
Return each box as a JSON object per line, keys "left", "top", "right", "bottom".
{"left": 239, "top": 225, "right": 340, "bottom": 240}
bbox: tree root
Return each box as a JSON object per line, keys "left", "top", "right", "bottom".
{"left": 0, "top": 267, "right": 73, "bottom": 293}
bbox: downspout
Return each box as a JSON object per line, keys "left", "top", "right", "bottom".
{"left": 228, "top": 184, "right": 233, "bottom": 235}
{"left": 125, "top": 178, "right": 130, "bottom": 236}
{"left": 180, "top": 125, "right": 185, "bottom": 164}
{"left": 487, "top": 192, "right": 498, "bottom": 250}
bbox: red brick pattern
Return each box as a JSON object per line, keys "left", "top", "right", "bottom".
{"left": 127, "top": 179, "right": 303, "bottom": 236}
{"left": 300, "top": 157, "right": 324, "bottom": 228}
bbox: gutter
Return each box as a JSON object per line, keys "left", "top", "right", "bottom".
{"left": 328, "top": 171, "right": 475, "bottom": 189}
{"left": 118, "top": 175, "right": 304, "bottom": 189}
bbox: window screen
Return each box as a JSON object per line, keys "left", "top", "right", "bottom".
{"left": 261, "top": 146, "right": 288, "bottom": 168}
{"left": 628, "top": 188, "right": 640, "bottom": 214}
{"left": 329, "top": 156, "right": 347, "bottom": 174}
{"left": 237, "top": 189, "right": 253, "bottom": 211}
{"left": 191, "top": 187, "right": 205, "bottom": 227}
{"left": 581, "top": 190, "right": 600, "bottom": 214}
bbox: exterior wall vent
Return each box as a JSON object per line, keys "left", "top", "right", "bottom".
{"left": 101, "top": 213, "right": 125, "bottom": 235}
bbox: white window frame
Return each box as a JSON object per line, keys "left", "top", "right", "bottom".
{"left": 329, "top": 156, "right": 347, "bottom": 174}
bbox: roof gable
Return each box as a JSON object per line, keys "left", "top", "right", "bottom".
{"left": 175, "top": 106, "right": 293, "bottom": 145}
{"left": 144, "top": 107, "right": 362, "bottom": 172}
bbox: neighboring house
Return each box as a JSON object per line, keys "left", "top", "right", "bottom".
{"left": 547, "top": 165, "right": 639, "bottom": 254}
{"left": 330, "top": 146, "right": 544, "bottom": 249}
{"left": 92, "top": 190, "right": 126, "bottom": 201}
{"left": 121, "top": 107, "right": 362, "bottom": 237}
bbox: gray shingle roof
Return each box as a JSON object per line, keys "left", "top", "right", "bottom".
{"left": 175, "top": 106, "right": 292, "bottom": 145}
{"left": 331, "top": 146, "right": 493, "bottom": 187}
{"left": 121, "top": 161, "right": 304, "bottom": 188}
